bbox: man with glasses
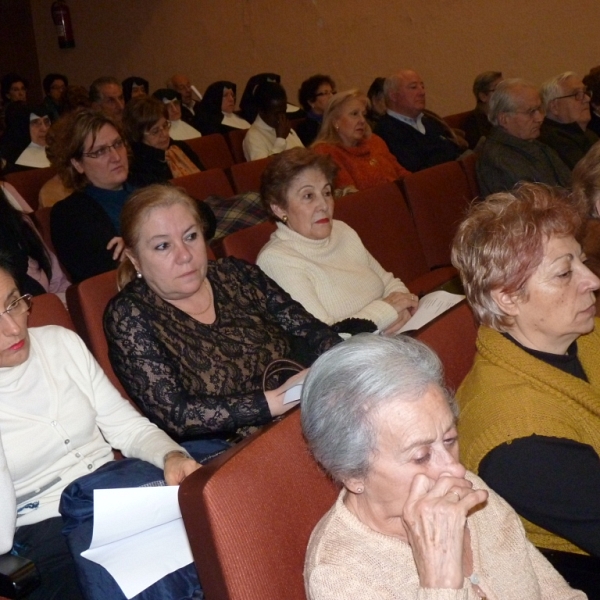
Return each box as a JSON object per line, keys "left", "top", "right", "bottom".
{"left": 476, "top": 78, "right": 571, "bottom": 197}
{"left": 539, "top": 72, "right": 599, "bottom": 169}
{"left": 89, "top": 76, "right": 125, "bottom": 124}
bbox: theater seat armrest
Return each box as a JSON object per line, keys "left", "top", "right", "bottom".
{"left": 0, "top": 554, "right": 40, "bottom": 599}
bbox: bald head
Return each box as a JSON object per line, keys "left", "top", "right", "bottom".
{"left": 168, "top": 73, "right": 193, "bottom": 107}
{"left": 383, "top": 70, "right": 426, "bottom": 118}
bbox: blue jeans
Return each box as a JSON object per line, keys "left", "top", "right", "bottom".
{"left": 59, "top": 439, "right": 230, "bottom": 600}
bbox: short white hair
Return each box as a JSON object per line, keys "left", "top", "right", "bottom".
{"left": 541, "top": 71, "right": 578, "bottom": 110}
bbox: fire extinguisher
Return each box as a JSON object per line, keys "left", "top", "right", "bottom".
{"left": 51, "top": 0, "right": 75, "bottom": 49}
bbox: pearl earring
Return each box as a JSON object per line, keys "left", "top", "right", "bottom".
{"left": 136, "top": 271, "right": 143, "bottom": 279}
{"left": 281, "top": 215, "right": 288, "bottom": 224}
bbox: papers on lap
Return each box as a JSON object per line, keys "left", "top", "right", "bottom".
{"left": 397, "top": 290, "right": 465, "bottom": 333}
{"left": 81, "top": 487, "right": 193, "bottom": 599}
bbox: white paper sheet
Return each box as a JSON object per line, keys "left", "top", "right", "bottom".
{"left": 81, "top": 487, "right": 193, "bottom": 599}
{"left": 398, "top": 290, "right": 465, "bottom": 333}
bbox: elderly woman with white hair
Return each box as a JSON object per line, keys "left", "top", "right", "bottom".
{"left": 302, "top": 334, "right": 584, "bottom": 599}
{"left": 475, "top": 78, "right": 571, "bottom": 196}
{"left": 539, "top": 72, "right": 598, "bottom": 169}
{"left": 311, "top": 89, "right": 410, "bottom": 193}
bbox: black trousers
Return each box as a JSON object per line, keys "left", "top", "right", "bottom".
{"left": 13, "top": 516, "right": 83, "bottom": 600}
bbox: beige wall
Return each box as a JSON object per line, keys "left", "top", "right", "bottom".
{"left": 29, "top": 0, "right": 599, "bottom": 116}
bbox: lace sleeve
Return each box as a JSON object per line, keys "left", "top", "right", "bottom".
{"left": 231, "top": 259, "right": 342, "bottom": 360}
{"left": 103, "top": 294, "right": 272, "bottom": 440}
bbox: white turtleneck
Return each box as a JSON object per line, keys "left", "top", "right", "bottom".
{"left": 257, "top": 220, "right": 408, "bottom": 329}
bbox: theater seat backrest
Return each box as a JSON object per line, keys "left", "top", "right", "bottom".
{"left": 179, "top": 408, "right": 339, "bottom": 600}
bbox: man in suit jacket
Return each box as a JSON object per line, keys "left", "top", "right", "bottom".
{"left": 374, "top": 70, "right": 462, "bottom": 172}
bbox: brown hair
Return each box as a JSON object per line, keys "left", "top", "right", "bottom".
{"left": 46, "top": 108, "right": 127, "bottom": 191}
{"left": 117, "top": 184, "right": 206, "bottom": 289}
{"left": 312, "top": 89, "right": 371, "bottom": 147}
{"left": 260, "top": 147, "right": 338, "bottom": 219}
{"left": 451, "top": 183, "right": 581, "bottom": 330}
{"left": 572, "top": 141, "right": 600, "bottom": 218}
{"left": 123, "top": 96, "right": 168, "bottom": 144}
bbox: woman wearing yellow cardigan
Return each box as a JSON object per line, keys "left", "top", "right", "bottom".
{"left": 452, "top": 182, "right": 600, "bottom": 595}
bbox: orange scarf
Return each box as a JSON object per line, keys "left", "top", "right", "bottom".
{"left": 165, "top": 145, "right": 200, "bottom": 178}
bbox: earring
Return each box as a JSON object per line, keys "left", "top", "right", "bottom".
{"left": 355, "top": 487, "right": 364, "bottom": 494}
{"left": 136, "top": 271, "right": 143, "bottom": 279}
{"left": 281, "top": 215, "right": 288, "bottom": 224}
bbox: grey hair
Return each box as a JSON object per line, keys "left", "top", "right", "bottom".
{"left": 541, "top": 71, "right": 578, "bottom": 110}
{"left": 301, "top": 334, "right": 456, "bottom": 483}
{"left": 488, "top": 78, "right": 538, "bottom": 127}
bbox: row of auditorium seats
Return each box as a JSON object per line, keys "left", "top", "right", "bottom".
{"left": 27, "top": 271, "right": 478, "bottom": 600}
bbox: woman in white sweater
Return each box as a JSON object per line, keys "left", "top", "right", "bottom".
{"left": 0, "top": 254, "right": 202, "bottom": 599}
{"left": 257, "top": 148, "right": 418, "bottom": 335}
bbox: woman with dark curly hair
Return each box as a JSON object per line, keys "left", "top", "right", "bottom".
{"left": 295, "top": 74, "right": 336, "bottom": 146}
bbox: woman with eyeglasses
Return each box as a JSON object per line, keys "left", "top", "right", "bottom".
{"left": 48, "top": 109, "right": 133, "bottom": 283}
{"left": 0, "top": 252, "right": 207, "bottom": 600}
{"left": 123, "top": 96, "right": 204, "bottom": 187}
{"left": 295, "top": 75, "right": 336, "bottom": 146}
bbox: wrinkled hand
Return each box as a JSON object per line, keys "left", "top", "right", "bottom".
{"left": 402, "top": 474, "right": 488, "bottom": 589}
{"left": 106, "top": 236, "right": 126, "bottom": 262}
{"left": 275, "top": 113, "right": 291, "bottom": 139}
{"left": 164, "top": 453, "right": 201, "bottom": 485}
{"left": 264, "top": 368, "right": 309, "bottom": 417}
{"left": 381, "top": 292, "right": 418, "bottom": 335}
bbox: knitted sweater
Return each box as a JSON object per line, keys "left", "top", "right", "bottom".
{"left": 257, "top": 220, "right": 407, "bottom": 329}
{"left": 312, "top": 134, "right": 410, "bottom": 191}
{"left": 457, "top": 323, "right": 600, "bottom": 553}
{"left": 0, "top": 326, "right": 184, "bottom": 529}
{"left": 305, "top": 474, "right": 583, "bottom": 600}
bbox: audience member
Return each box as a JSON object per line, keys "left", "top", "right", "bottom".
{"left": 196, "top": 80, "right": 250, "bottom": 135}
{"left": 311, "top": 89, "right": 410, "bottom": 192}
{"left": 42, "top": 73, "right": 68, "bottom": 121}
{"left": 476, "top": 78, "right": 571, "bottom": 196}
{"left": 302, "top": 334, "right": 585, "bottom": 599}
{"left": 243, "top": 81, "right": 304, "bottom": 161}
{"left": 63, "top": 84, "right": 91, "bottom": 113}
{"left": 257, "top": 148, "right": 416, "bottom": 335}
{"left": 583, "top": 66, "right": 600, "bottom": 138}
{"left": 463, "top": 70, "right": 502, "bottom": 149}
{"left": 453, "top": 183, "right": 600, "bottom": 595}
{"left": 0, "top": 253, "right": 204, "bottom": 600}
{"left": 49, "top": 109, "right": 132, "bottom": 282}
{"left": 1, "top": 72, "right": 27, "bottom": 104}
{"left": 167, "top": 73, "right": 202, "bottom": 128}
{"left": 366, "top": 76, "right": 386, "bottom": 126}
{"left": 0, "top": 103, "right": 51, "bottom": 172}
{"left": 239, "top": 72, "right": 304, "bottom": 124}
{"left": 124, "top": 96, "right": 203, "bottom": 186}
{"left": 374, "top": 70, "right": 462, "bottom": 171}
{"left": 103, "top": 184, "right": 341, "bottom": 441}
{"left": 572, "top": 140, "right": 600, "bottom": 304}
{"left": 89, "top": 76, "right": 125, "bottom": 123}
{"left": 0, "top": 183, "right": 68, "bottom": 297}
{"left": 539, "top": 72, "right": 598, "bottom": 169}
{"left": 152, "top": 88, "right": 202, "bottom": 140}
{"left": 122, "top": 76, "right": 149, "bottom": 104}
{"left": 295, "top": 74, "right": 336, "bottom": 146}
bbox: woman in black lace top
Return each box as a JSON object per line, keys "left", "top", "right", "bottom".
{"left": 103, "top": 184, "right": 341, "bottom": 442}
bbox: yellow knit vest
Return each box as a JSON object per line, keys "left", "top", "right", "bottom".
{"left": 457, "top": 322, "right": 600, "bottom": 554}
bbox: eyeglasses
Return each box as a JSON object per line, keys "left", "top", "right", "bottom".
{"left": 315, "top": 89, "right": 336, "bottom": 98}
{"left": 511, "top": 105, "right": 544, "bottom": 118}
{"left": 0, "top": 295, "right": 32, "bottom": 321}
{"left": 145, "top": 121, "right": 171, "bottom": 137}
{"left": 82, "top": 139, "right": 125, "bottom": 159}
{"left": 553, "top": 89, "right": 593, "bottom": 102}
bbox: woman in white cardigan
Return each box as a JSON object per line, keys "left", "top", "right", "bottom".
{"left": 257, "top": 148, "right": 418, "bottom": 336}
{"left": 0, "top": 253, "right": 202, "bottom": 599}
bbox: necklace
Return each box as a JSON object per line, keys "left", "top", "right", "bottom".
{"left": 190, "top": 279, "right": 213, "bottom": 316}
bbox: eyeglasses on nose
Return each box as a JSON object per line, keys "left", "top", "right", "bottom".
{"left": 82, "top": 139, "right": 125, "bottom": 159}
{"left": 0, "top": 295, "right": 32, "bottom": 320}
